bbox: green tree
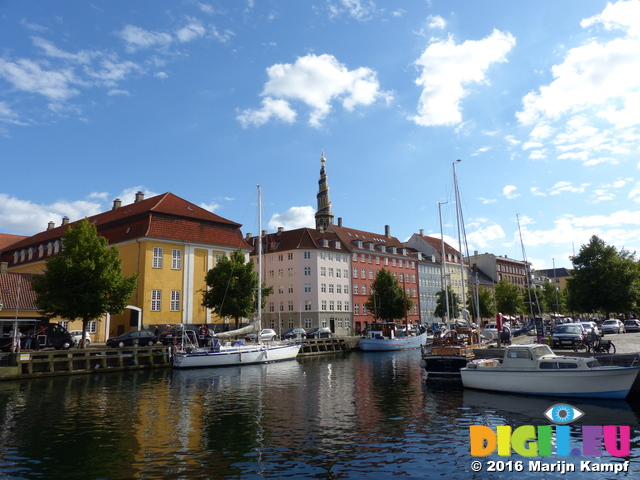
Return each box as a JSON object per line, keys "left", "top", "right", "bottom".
{"left": 202, "top": 248, "right": 272, "bottom": 329}
{"left": 434, "top": 289, "right": 461, "bottom": 321}
{"left": 540, "top": 282, "right": 565, "bottom": 314}
{"left": 364, "top": 269, "right": 413, "bottom": 322}
{"left": 567, "top": 235, "right": 640, "bottom": 316}
{"left": 32, "top": 218, "right": 138, "bottom": 348}
{"left": 467, "top": 286, "right": 496, "bottom": 321}
{"left": 494, "top": 278, "right": 525, "bottom": 317}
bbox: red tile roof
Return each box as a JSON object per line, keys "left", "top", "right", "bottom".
{"left": 0, "top": 233, "right": 28, "bottom": 251}
{"left": 1, "top": 192, "right": 251, "bottom": 265}
{"left": 0, "top": 273, "right": 38, "bottom": 311}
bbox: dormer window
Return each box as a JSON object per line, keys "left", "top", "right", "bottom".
{"left": 20, "top": 249, "right": 26, "bottom": 262}
{"left": 38, "top": 245, "right": 44, "bottom": 258}
{"left": 53, "top": 241, "right": 61, "bottom": 254}
{"left": 27, "top": 247, "right": 35, "bottom": 261}
{"left": 365, "top": 242, "right": 374, "bottom": 250}
{"left": 47, "top": 242, "right": 53, "bottom": 255}
{"left": 354, "top": 240, "right": 363, "bottom": 248}
{"left": 13, "top": 251, "right": 18, "bottom": 264}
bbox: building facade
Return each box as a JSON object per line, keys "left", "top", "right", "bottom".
{"left": 0, "top": 192, "right": 251, "bottom": 340}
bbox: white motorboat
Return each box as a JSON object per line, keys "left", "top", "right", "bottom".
{"left": 460, "top": 343, "right": 640, "bottom": 399}
{"left": 359, "top": 322, "right": 428, "bottom": 351}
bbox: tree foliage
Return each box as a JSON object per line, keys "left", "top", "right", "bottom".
{"left": 32, "top": 218, "right": 138, "bottom": 347}
{"left": 539, "top": 281, "right": 565, "bottom": 314}
{"left": 467, "top": 286, "right": 496, "bottom": 321}
{"left": 202, "top": 249, "right": 273, "bottom": 329}
{"left": 494, "top": 278, "right": 525, "bottom": 317}
{"left": 434, "top": 288, "right": 461, "bottom": 321}
{"left": 567, "top": 235, "right": 640, "bottom": 316}
{"left": 364, "top": 269, "right": 412, "bottom": 322}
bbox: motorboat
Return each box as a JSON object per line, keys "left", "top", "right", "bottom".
{"left": 460, "top": 343, "right": 640, "bottom": 399}
{"left": 359, "top": 322, "right": 428, "bottom": 351}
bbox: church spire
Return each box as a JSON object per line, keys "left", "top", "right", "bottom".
{"left": 315, "top": 150, "right": 334, "bottom": 230}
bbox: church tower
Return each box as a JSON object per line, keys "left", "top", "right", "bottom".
{"left": 315, "top": 150, "right": 334, "bottom": 230}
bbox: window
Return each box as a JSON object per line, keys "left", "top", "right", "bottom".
{"left": 288, "top": 268, "right": 294, "bottom": 276}
{"left": 305, "top": 283, "right": 312, "bottom": 293}
{"left": 328, "top": 268, "right": 334, "bottom": 277}
{"left": 344, "top": 285, "right": 349, "bottom": 294}
{"left": 321, "top": 300, "right": 327, "bottom": 311}
{"left": 344, "top": 269, "right": 349, "bottom": 279}
{"left": 304, "top": 251, "right": 311, "bottom": 259}
{"left": 354, "top": 284, "right": 359, "bottom": 294}
{"left": 269, "top": 302, "right": 275, "bottom": 312}
{"left": 288, "top": 284, "right": 294, "bottom": 293}
{"left": 336, "top": 269, "right": 341, "bottom": 278}
{"left": 151, "top": 290, "right": 162, "bottom": 311}
{"left": 369, "top": 269, "right": 374, "bottom": 279}
{"left": 288, "top": 252, "right": 293, "bottom": 260}
{"left": 344, "top": 301, "right": 350, "bottom": 311}
{"left": 60, "top": 320, "right": 69, "bottom": 330}
{"left": 278, "top": 269, "right": 283, "bottom": 277}
{"left": 304, "top": 300, "right": 312, "bottom": 311}
{"left": 329, "top": 300, "right": 334, "bottom": 311}
{"left": 353, "top": 267, "right": 359, "bottom": 278}
{"left": 336, "top": 285, "right": 342, "bottom": 294}
{"left": 329, "top": 284, "right": 334, "bottom": 294}
{"left": 337, "top": 301, "right": 342, "bottom": 311}
{"left": 320, "top": 267, "right": 326, "bottom": 276}
{"left": 172, "top": 249, "right": 182, "bottom": 270}
{"left": 153, "top": 247, "right": 163, "bottom": 268}
{"left": 304, "top": 267, "right": 311, "bottom": 276}
{"left": 355, "top": 304, "right": 360, "bottom": 314}
{"left": 87, "top": 320, "right": 97, "bottom": 334}
{"left": 278, "top": 285, "right": 284, "bottom": 294}
{"left": 321, "top": 283, "right": 327, "bottom": 293}
{"left": 171, "top": 290, "right": 180, "bottom": 311}
{"left": 361, "top": 268, "right": 366, "bottom": 278}
{"left": 288, "top": 301, "right": 294, "bottom": 311}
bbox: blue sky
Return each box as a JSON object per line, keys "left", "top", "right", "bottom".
{"left": 1, "top": 0, "right": 639, "bottom": 271}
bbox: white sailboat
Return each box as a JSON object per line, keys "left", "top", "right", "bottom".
{"left": 172, "top": 186, "right": 302, "bottom": 369}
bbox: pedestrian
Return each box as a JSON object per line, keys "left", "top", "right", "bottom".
{"left": 24, "top": 330, "right": 33, "bottom": 351}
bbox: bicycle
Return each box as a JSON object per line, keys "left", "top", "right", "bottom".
{"left": 584, "top": 333, "right": 616, "bottom": 354}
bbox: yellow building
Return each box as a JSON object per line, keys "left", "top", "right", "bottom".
{"left": 0, "top": 192, "right": 251, "bottom": 341}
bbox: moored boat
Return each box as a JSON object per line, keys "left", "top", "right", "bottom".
{"left": 460, "top": 343, "right": 640, "bottom": 399}
{"left": 172, "top": 340, "right": 302, "bottom": 369}
{"left": 420, "top": 325, "right": 487, "bottom": 377}
{"left": 359, "top": 322, "right": 428, "bottom": 351}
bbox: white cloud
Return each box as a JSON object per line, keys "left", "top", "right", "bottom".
{"left": 328, "top": 0, "right": 377, "bottom": 21}
{"left": 117, "top": 25, "right": 173, "bottom": 52}
{"left": 502, "top": 185, "right": 519, "bottom": 199}
{"left": 267, "top": 206, "right": 315, "bottom": 230}
{"left": 548, "top": 181, "right": 590, "bottom": 195}
{"left": 0, "top": 57, "right": 81, "bottom": 102}
{"left": 517, "top": 1, "right": 640, "bottom": 166}
{"left": 200, "top": 202, "right": 221, "bottom": 212}
{"left": 410, "top": 29, "right": 516, "bottom": 127}
{"left": 175, "top": 20, "right": 206, "bottom": 43}
{"left": 466, "top": 223, "right": 506, "bottom": 250}
{"left": 427, "top": 15, "right": 447, "bottom": 30}
{"left": 238, "top": 54, "right": 391, "bottom": 128}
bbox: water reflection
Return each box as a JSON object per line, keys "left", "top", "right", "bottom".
{"left": 0, "top": 350, "right": 639, "bottom": 479}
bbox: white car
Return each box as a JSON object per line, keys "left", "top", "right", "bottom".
{"left": 245, "top": 329, "right": 278, "bottom": 342}
{"left": 69, "top": 330, "right": 92, "bottom": 347}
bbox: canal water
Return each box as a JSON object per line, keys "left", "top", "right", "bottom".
{"left": 1, "top": 349, "right": 640, "bottom": 479}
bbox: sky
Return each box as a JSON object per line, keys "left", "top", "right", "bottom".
{"left": 1, "top": 0, "right": 640, "bottom": 272}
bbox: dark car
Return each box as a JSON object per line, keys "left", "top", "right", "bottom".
{"left": 106, "top": 330, "right": 157, "bottom": 348}
{"left": 282, "top": 328, "right": 307, "bottom": 340}
{"left": 306, "top": 327, "right": 332, "bottom": 339}
{"left": 160, "top": 327, "right": 199, "bottom": 346}
{"left": 551, "top": 323, "right": 586, "bottom": 349}
{"left": 623, "top": 319, "right": 640, "bottom": 333}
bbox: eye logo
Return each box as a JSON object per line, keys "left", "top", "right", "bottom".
{"left": 544, "top": 404, "right": 584, "bottom": 424}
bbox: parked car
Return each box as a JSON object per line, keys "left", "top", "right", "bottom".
{"left": 623, "top": 319, "right": 640, "bottom": 333}
{"left": 160, "top": 327, "right": 199, "bottom": 346}
{"left": 481, "top": 323, "right": 498, "bottom": 339}
{"left": 579, "top": 321, "right": 601, "bottom": 337}
{"left": 551, "top": 323, "right": 587, "bottom": 349}
{"left": 245, "top": 329, "right": 278, "bottom": 342}
{"left": 69, "top": 330, "right": 91, "bottom": 347}
{"left": 306, "top": 327, "right": 332, "bottom": 339}
{"left": 601, "top": 319, "right": 626, "bottom": 334}
{"left": 106, "top": 330, "right": 157, "bottom": 348}
{"left": 282, "top": 328, "right": 307, "bottom": 340}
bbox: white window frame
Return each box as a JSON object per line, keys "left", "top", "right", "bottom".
{"left": 153, "top": 247, "right": 163, "bottom": 268}
{"left": 172, "top": 249, "right": 182, "bottom": 270}
{"left": 151, "top": 290, "right": 162, "bottom": 311}
{"left": 170, "top": 290, "right": 180, "bottom": 311}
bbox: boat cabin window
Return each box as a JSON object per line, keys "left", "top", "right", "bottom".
{"left": 586, "top": 360, "right": 601, "bottom": 368}
{"left": 539, "top": 362, "right": 558, "bottom": 369}
{"left": 558, "top": 363, "right": 579, "bottom": 369}
{"left": 507, "top": 349, "right": 532, "bottom": 359}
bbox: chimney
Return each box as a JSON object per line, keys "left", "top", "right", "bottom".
{"left": 277, "top": 227, "right": 284, "bottom": 235}
{"left": 338, "top": 217, "right": 342, "bottom": 227}
{"left": 420, "top": 229, "right": 424, "bottom": 236}
{"left": 134, "top": 191, "right": 144, "bottom": 203}
{"left": 245, "top": 232, "right": 253, "bottom": 240}
{"left": 113, "top": 198, "right": 122, "bottom": 210}
{"left": 62, "top": 216, "right": 70, "bottom": 226}
{"left": 1, "top": 262, "right": 8, "bottom": 275}
{"left": 47, "top": 221, "right": 55, "bottom": 231}
{"left": 385, "top": 225, "right": 391, "bottom": 238}
{"left": 261, "top": 230, "right": 268, "bottom": 238}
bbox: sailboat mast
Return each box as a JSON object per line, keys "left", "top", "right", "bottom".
{"left": 257, "top": 185, "right": 262, "bottom": 332}
{"left": 438, "top": 201, "right": 450, "bottom": 324}
{"left": 453, "top": 160, "right": 467, "bottom": 320}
